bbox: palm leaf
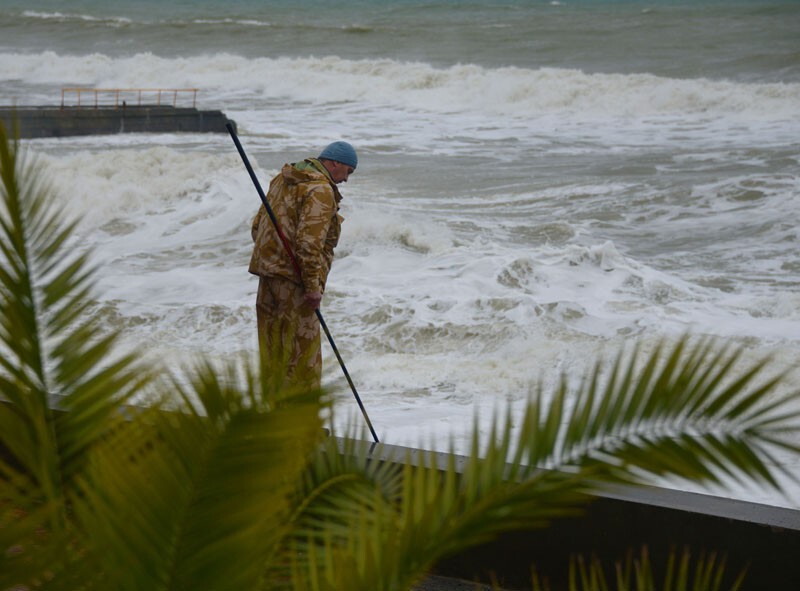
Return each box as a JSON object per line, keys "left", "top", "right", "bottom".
{"left": 71, "top": 358, "right": 328, "bottom": 591}
{"left": 268, "top": 434, "right": 405, "bottom": 588}
{"left": 0, "top": 122, "right": 150, "bottom": 588}
{"left": 288, "top": 337, "right": 799, "bottom": 591}
{"left": 0, "top": 121, "right": 149, "bottom": 488}
{"left": 557, "top": 338, "right": 800, "bottom": 487}
{"left": 559, "top": 546, "right": 747, "bottom": 591}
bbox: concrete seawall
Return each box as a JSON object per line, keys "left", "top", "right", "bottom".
{"left": 0, "top": 105, "right": 236, "bottom": 138}
{"left": 355, "top": 438, "right": 800, "bottom": 590}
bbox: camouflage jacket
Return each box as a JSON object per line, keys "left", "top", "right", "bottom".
{"left": 249, "top": 159, "right": 343, "bottom": 294}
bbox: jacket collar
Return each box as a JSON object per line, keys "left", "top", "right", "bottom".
{"left": 299, "top": 158, "right": 343, "bottom": 203}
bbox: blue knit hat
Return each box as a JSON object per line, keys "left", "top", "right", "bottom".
{"left": 319, "top": 141, "right": 358, "bottom": 170}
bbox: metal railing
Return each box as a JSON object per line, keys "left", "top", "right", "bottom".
{"left": 60, "top": 88, "right": 199, "bottom": 109}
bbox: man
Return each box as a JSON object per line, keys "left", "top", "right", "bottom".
{"left": 249, "top": 141, "right": 357, "bottom": 386}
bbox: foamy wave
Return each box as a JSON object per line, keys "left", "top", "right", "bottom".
{"left": 341, "top": 204, "right": 456, "bottom": 256}
{"left": 33, "top": 146, "right": 248, "bottom": 231}
{"left": 2, "top": 51, "right": 799, "bottom": 120}
{"left": 21, "top": 10, "right": 131, "bottom": 25}
{"left": 192, "top": 18, "right": 272, "bottom": 27}
{"left": 20, "top": 10, "right": 268, "bottom": 28}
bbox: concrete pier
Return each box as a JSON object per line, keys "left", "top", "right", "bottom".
{"left": 0, "top": 105, "right": 236, "bottom": 138}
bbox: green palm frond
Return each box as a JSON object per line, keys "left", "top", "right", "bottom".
{"left": 555, "top": 338, "right": 800, "bottom": 486}
{"left": 0, "top": 122, "right": 150, "bottom": 587}
{"left": 268, "top": 435, "right": 405, "bottom": 588}
{"left": 0, "top": 122, "right": 150, "bottom": 487}
{"left": 559, "top": 546, "right": 747, "bottom": 591}
{"left": 72, "top": 357, "right": 329, "bottom": 591}
{"left": 289, "top": 338, "right": 799, "bottom": 591}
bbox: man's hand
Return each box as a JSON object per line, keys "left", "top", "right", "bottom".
{"left": 303, "top": 291, "right": 323, "bottom": 309}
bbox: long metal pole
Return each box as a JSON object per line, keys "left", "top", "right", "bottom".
{"left": 227, "top": 123, "right": 379, "bottom": 443}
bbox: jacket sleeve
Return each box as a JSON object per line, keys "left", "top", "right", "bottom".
{"left": 295, "top": 183, "right": 336, "bottom": 293}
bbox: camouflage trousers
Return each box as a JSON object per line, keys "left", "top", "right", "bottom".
{"left": 256, "top": 276, "right": 321, "bottom": 387}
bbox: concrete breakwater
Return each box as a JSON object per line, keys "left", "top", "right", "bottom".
{"left": 0, "top": 105, "right": 236, "bottom": 138}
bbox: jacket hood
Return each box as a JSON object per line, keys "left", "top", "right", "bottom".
{"left": 283, "top": 158, "right": 334, "bottom": 185}
{"left": 283, "top": 158, "right": 343, "bottom": 203}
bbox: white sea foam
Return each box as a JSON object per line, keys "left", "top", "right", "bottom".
{"left": 36, "top": 146, "right": 247, "bottom": 230}
{"left": 20, "top": 10, "right": 132, "bottom": 25}
{"left": 29, "top": 144, "right": 800, "bottom": 356}
{"left": 2, "top": 52, "right": 799, "bottom": 121}
{"left": 193, "top": 18, "right": 272, "bottom": 27}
